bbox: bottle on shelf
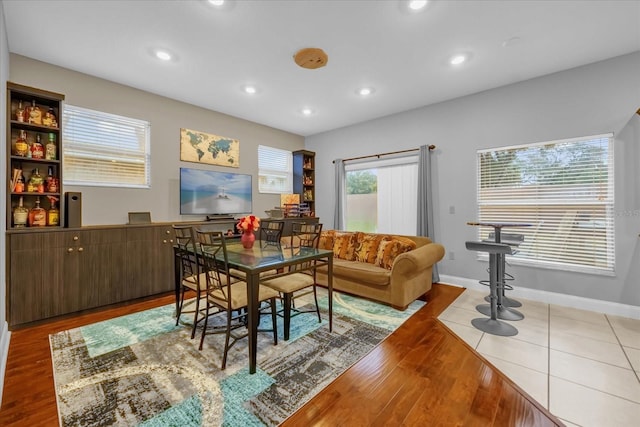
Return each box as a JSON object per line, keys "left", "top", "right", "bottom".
{"left": 42, "top": 107, "right": 57, "bottom": 127}
{"left": 14, "top": 171, "right": 25, "bottom": 193}
{"left": 45, "top": 166, "right": 59, "bottom": 193}
{"left": 15, "top": 100, "right": 25, "bottom": 122}
{"left": 27, "top": 168, "right": 44, "bottom": 193}
{"left": 26, "top": 100, "right": 42, "bottom": 125}
{"left": 31, "top": 134, "right": 45, "bottom": 159}
{"left": 47, "top": 197, "right": 60, "bottom": 226}
{"left": 13, "top": 130, "right": 29, "bottom": 157}
{"left": 13, "top": 196, "right": 28, "bottom": 228}
{"left": 45, "top": 133, "right": 57, "bottom": 160}
{"left": 28, "top": 197, "right": 47, "bottom": 227}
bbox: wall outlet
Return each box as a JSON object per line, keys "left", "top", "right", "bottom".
{"left": 449, "top": 205, "right": 455, "bottom": 214}
{"left": 449, "top": 251, "right": 455, "bottom": 260}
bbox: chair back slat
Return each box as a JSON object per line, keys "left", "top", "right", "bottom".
{"left": 260, "top": 220, "right": 285, "bottom": 247}
{"left": 195, "top": 230, "right": 234, "bottom": 307}
{"left": 173, "top": 225, "right": 198, "bottom": 278}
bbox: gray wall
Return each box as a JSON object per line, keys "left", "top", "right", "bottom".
{"left": 8, "top": 54, "right": 305, "bottom": 225}
{"left": 307, "top": 52, "right": 640, "bottom": 307}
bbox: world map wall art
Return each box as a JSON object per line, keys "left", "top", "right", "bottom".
{"left": 180, "top": 128, "right": 240, "bottom": 167}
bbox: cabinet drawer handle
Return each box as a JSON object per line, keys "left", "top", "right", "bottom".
{"left": 78, "top": 247, "right": 84, "bottom": 252}
{"left": 166, "top": 230, "right": 171, "bottom": 234}
{"left": 169, "top": 239, "right": 174, "bottom": 243}
{"left": 163, "top": 239, "right": 167, "bottom": 243}
{"left": 67, "top": 248, "right": 74, "bottom": 253}
{"left": 73, "top": 236, "right": 79, "bottom": 241}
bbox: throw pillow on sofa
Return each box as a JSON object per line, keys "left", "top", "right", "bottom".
{"left": 375, "top": 239, "right": 414, "bottom": 270}
{"left": 333, "top": 232, "right": 358, "bottom": 260}
{"left": 319, "top": 230, "right": 336, "bottom": 250}
{"left": 355, "top": 234, "right": 389, "bottom": 264}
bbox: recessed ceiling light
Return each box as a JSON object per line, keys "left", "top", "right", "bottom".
{"left": 357, "top": 87, "right": 375, "bottom": 96}
{"left": 450, "top": 54, "right": 467, "bottom": 65}
{"left": 208, "top": 0, "right": 225, "bottom": 6}
{"left": 154, "top": 49, "right": 172, "bottom": 61}
{"left": 244, "top": 85, "right": 257, "bottom": 94}
{"left": 408, "top": 0, "right": 428, "bottom": 11}
{"left": 301, "top": 108, "right": 314, "bottom": 116}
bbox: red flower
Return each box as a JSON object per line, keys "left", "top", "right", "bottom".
{"left": 237, "top": 215, "right": 260, "bottom": 232}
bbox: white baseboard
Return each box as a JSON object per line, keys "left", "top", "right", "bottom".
{"left": 0, "top": 321, "right": 10, "bottom": 406}
{"left": 439, "top": 275, "right": 640, "bottom": 320}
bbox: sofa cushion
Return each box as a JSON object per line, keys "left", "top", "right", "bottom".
{"left": 355, "top": 233, "right": 388, "bottom": 264}
{"left": 331, "top": 258, "right": 391, "bottom": 286}
{"left": 319, "top": 230, "right": 336, "bottom": 250}
{"left": 333, "top": 232, "right": 358, "bottom": 260}
{"left": 375, "top": 238, "right": 414, "bottom": 270}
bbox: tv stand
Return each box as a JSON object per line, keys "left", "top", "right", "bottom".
{"left": 206, "top": 215, "right": 235, "bottom": 221}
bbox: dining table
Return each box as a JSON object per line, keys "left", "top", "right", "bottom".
{"left": 173, "top": 238, "right": 334, "bottom": 374}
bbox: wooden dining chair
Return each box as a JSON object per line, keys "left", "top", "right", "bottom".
{"left": 195, "top": 230, "right": 279, "bottom": 369}
{"left": 261, "top": 222, "right": 324, "bottom": 340}
{"left": 173, "top": 224, "right": 208, "bottom": 339}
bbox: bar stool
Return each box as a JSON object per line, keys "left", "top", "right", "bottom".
{"left": 483, "top": 232, "right": 524, "bottom": 309}
{"left": 466, "top": 241, "right": 518, "bottom": 336}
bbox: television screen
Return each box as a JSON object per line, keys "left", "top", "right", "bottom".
{"left": 180, "top": 167, "right": 252, "bottom": 215}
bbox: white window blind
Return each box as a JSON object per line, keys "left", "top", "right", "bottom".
{"left": 477, "top": 133, "right": 614, "bottom": 275}
{"left": 62, "top": 105, "right": 150, "bottom": 188}
{"left": 258, "top": 145, "right": 292, "bottom": 193}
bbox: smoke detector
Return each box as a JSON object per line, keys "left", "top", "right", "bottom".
{"left": 293, "top": 48, "right": 328, "bottom": 69}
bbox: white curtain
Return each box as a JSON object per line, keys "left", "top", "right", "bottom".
{"left": 377, "top": 163, "right": 417, "bottom": 234}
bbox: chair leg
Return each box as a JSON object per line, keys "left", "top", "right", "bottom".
{"left": 312, "top": 284, "right": 321, "bottom": 323}
{"left": 283, "top": 293, "right": 292, "bottom": 341}
{"left": 270, "top": 297, "right": 278, "bottom": 345}
{"left": 222, "top": 309, "right": 232, "bottom": 370}
{"left": 198, "top": 301, "right": 210, "bottom": 351}
{"left": 190, "top": 291, "right": 200, "bottom": 339}
{"left": 176, "top": 287, "right": 186, "bottom": 326}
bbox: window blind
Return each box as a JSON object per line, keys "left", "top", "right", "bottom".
{"left": 62, "top": 104, "right": 151, "bottom": 188}
{"left": 258, "top": 145, "right": 292, "bottom": 193}
{"left": 476, "top": 133, "right": 614, "bottom": 275}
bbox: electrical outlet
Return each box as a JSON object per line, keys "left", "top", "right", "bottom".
{"left": 449, "top": 251, "right": 455, "bottom": 260}
{"left": 449, "top": 205, "right": 455, "bottom": 214}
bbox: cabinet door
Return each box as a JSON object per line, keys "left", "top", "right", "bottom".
{"left": 125, "top": 225, "right": 175, "bottom": 298}
{"left": 8, "top": 233, "right": 47, "bottom": 325}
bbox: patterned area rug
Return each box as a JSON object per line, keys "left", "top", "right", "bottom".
{"left": 50, "top": 293, "right": 424, "bottom": 426}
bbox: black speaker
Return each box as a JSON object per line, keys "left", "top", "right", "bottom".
{"left": 65, "top": 192, "right": 82, "bottom": 228}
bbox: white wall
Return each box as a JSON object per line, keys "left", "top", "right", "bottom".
{"left": 307, "top": 52, "right": 640, "bottom": 307}
{"left": 0, "top": 0, "right": 10, "bottom": 406}
{"left": 8, "top": 54, "right": 305, "bottom": 225}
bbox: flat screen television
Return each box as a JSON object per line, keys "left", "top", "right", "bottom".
{"left": 180, "top": 167, "right": 252, "bottom": 216}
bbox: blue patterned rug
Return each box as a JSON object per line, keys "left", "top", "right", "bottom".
{"left": 50, "top": 293, "right": 424, "bottom": 426}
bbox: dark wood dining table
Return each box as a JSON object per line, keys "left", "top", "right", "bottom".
{"left": 173, "top": 239, "right": 334, "bottom": 374}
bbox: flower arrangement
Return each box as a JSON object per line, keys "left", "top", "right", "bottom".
{"left": 236, "top": 215, "right": 260, "bottom": 233}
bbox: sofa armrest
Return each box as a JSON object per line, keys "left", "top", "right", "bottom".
{"left": 391, "top": 243, "right": 445, "bottom": 279}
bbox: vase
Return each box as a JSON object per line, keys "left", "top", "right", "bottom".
{"left": 241, "top": 231, "right": 255, "bottom": 249}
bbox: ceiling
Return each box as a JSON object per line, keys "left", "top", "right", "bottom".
{"left": 3, "top": 0, "right": 639, "bottom": 136}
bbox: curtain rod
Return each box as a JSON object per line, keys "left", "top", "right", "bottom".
{"left": 332, "top": 145, "right": 435, "bottom": 164}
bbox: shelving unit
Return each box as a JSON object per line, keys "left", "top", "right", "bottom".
{"left": 6, "top": 82, "right": 65, "bottom": 229}
{"left": 293, "top": 149, "right": 315, "bottom": 216}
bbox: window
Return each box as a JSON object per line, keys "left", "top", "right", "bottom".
{"left": 345, "top": 155, "right": 418, "bottom": 234}
{"left": 477, "top": 133, "right": 614, "bottom": 275}
{"left": 258, "top": 145, "right": 292, "bottom": 193}
{"left": 62, "top": 105, "right": 150, "bottom": 188}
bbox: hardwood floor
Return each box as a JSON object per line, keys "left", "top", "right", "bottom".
{"left": 0, "top": 284, "right": 562, "bottom": 426}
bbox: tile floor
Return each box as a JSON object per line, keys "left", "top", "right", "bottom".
{"left": 439, "top": 288, "right": 640, "bottom": 427}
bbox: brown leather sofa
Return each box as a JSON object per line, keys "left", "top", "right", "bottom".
{"left": 313, "top": 231, "right": 445, "bottom": 310}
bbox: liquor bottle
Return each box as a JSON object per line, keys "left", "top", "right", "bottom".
{"left": 27, "top": 169, "right": 44, "bottom": 193}
{"left": 28, "top": 197, "right": 47, "bottom": 227}
{"left": 42, "top": 107, "right": 57, "bottom": 127}
{"left": 14, "top": 172, "right": 25, "bottom": 193}
{"left": 13, "top": 130, "right": 29, "bottom": 156}
{"left": 47, "top": 197, "right": 60, "bottom": 226}
{"left": 27, "top": 100, "right": 42, "bottom": 125}
{"left": 15, "top": 100, "right": 25, "bottom": 122}
{"left": 45, "top": 166, "right": 59, "bottom": 193}
{"left": 45, "top": 133, "right": 57, "bottom": 160}
{"left": 31, "top": 134, "right": 45, "bottom": 159}
{"left": 13, "top": 197, "right": 29, "bottom": 228}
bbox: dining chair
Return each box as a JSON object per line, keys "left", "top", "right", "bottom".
{"left": 195, "top": 230, "right": 279, "bottom": 369}
{"left": 173, "top": 224, "right": 208, "bottom": 339}
{"left": 260, "top": 220, "right": 285, "bottom": 248}
{"left": 262, "top": 222, "right": 324, "bottom": 340}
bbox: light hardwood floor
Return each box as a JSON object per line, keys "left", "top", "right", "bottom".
{"left": 0, "top": 284, "right": 562, "bottom": 426}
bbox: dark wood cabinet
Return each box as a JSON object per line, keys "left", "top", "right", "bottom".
{"left": 293, "top": 150, "right": 315, "bottom": 216}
